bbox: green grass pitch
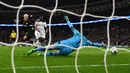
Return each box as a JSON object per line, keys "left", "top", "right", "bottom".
{"left": 0, "top": 46, "right": 130, "bottom": 73}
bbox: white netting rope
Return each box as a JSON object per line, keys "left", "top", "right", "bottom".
{"left": 0, "top": 0, "right": 130, "bottom": 73}
{"left": 43, "top": 0, "right": 58, "bottom": 73}
{"left": 75, "top": 0, "right": 88, "bottom": 73}
{"left": 11, "top": 0, "right": 24, "bottom": 73}
{"left": 104, "top": 0, "right": 115, "bottom": 73}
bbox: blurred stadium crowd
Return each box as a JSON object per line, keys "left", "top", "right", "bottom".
{"left": 0, "top": 19, "right": 130, "bottom": 46}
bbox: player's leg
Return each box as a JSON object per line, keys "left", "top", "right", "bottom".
{"left": 23, "top": 32, "right": 32, "bottom": 42}
{"left": 27, "top": 40, "right": 68, "bottom": 56}
{"left": 23, "top": 33, "right": 28, "bottom": 41}
{"left": 35, "top": 30, "right": 41, "bottom": 40}
{"left": 37, "top": 51, "right": 59, "bottom": 56}
{"left": 26, "top": 47, "right": 46, "bottom": 56}
{"left": 26, "top": 31, "right": 44, "bottom": 56}
{"left": 26, "top": 32, "right": 74, "bottom": 56}
{"left": 58, "top": 48, "right": 74, "bottom": 56}
{"left": 34, "top": 30, "right": 41, "bottom": 47}
{"left": 35, "top": 30, "right": 46, "bottom": 46}
{"left": 26, "top": 44, "right": 56, "bottom": 56}
{"left": 31, "top": 30, "right": 41, "bottom": 50}
{"left": 38, "top": 29, "right": 47, "bottom": 46}
{"left": 37, "top": 48, "right": 74, "bottom": 56}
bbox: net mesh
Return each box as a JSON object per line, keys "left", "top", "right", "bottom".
{"left": 0, "top": 0, "right": 130, "bottom": 73}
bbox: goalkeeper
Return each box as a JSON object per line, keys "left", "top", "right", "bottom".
{"left": 27, "top": 16, "right": 106, "bottom": 56}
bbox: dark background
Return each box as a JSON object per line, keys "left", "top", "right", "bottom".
{"left": 0, "top": 0, "right": 129, "bottom": 23}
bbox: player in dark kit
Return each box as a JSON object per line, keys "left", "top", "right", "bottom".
{"left": 22, "top": 14, "right": 35, "bottom": 43}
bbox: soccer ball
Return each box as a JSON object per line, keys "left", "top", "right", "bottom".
{"left": 110, "top": 47, "right": 118, "bottom": 55}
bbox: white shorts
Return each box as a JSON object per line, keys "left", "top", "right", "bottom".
{"left": 34, "top": 30, "right": 46, "bottom": 47}
{"left": 35, "top": 30, "right": 46, "bottom": 39}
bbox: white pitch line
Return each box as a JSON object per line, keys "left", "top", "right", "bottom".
{"left": 0, "top": 64, "right": 130, "bottom": 70}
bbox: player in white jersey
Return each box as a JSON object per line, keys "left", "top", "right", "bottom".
{"left": 34, "top": 21, "right": 48, "bottom": 46}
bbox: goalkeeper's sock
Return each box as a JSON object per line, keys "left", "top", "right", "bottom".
{"left": 35, "top": 47, "right": 53, "bottom": 51}
{"left": 35, "top": 47, "right": 45, "bottom": 51}
{"left": 37, "top": 52, "right": 57, "bottom": 56}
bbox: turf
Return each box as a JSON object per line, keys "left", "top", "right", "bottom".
{"left": 0, "top": 46, "right": 130, "bottom": 73}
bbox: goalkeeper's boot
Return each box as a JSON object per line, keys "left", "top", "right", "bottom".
{"left": 64, "top": 15, "right": 69, "bottom": 21}
{"left": 27, "top": 49, "right": 36, "bottom": 56}
{"left": 37, "top": 53, "right": 43, "bottom": 56}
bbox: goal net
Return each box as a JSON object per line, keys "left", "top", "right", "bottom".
{"left": 0, "top": 0, "right": 130, "bottom": 73}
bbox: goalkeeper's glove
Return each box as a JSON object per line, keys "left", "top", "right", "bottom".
{"left": 64, "top": 15, "right": 69, "bottom": 21}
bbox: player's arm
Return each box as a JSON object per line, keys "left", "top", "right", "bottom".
{"left": 44, "top": 22, "right": 48, "bottom": 33}
{"left": 45, "top": 28, "right": 48, "bottom": 34}
{"left": 34, "top": 22, "right": 40, "bottom": 32}
{"left": 64, "top": 16, "right": 74, "bottom": 29}
{"left": 35, "top": 26, "right": 40, "bottom": 32}
{"left": 64, "top": 16, "right": 80, "bottom": 35}
{"left": 44, "top": 22, "right": 47, "bottom": 27}
{"left": 35, "top": 24, "right": 40, "bottom": 32}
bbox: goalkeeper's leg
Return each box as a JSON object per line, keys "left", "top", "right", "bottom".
{"left": 26, "top": 46, "right": 55, "bottom": 56}
{"left": 26, "top": 40, "right": 70, "bottom": 56}
{"left": 37, "top": 47, "right": 73, "bottom": 56}
{"left": 37, "top": 51, "right": 59, "bottom": 56}
{"left": 26, "top": 47, "right": 45, "bottom": 56}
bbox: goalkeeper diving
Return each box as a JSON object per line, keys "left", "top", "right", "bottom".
{"left": 26, "top": 16, "right": 106, "bottom": 56}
